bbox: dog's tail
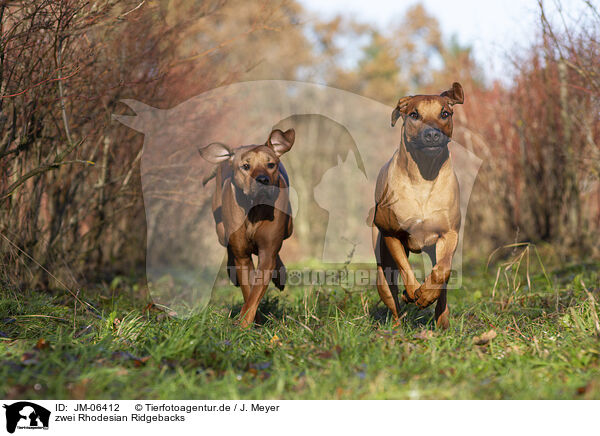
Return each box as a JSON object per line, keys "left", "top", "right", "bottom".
{"left": 202, "top": 166, "right": 218, "bottom": 186}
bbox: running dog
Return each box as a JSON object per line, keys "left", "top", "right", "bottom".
{"left": 199, "top": 129, "right": 295, "bottom": 327}
{"left": 372, "top": 83, "right": 464, "bottom": 329}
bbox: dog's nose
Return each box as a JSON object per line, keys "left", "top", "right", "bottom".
{"left": 423, "top": 128, "right": 442, "bottom": 144}
{"left": 255, "top": 175, "right": 270, "bottom": 185}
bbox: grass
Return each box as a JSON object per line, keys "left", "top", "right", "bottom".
{"left": 1, "top": 250, "right": 600, "bottom": 399}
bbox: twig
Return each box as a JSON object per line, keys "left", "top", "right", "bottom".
{"left": 57, "top": 38, "right": 73, "bottom": 145}
{"left": 0, "top": 231, "right": 101, "bottom": 318}
{"left": 286, "top": 315, "right": 313, "bottom": 334}
{"left": 118, "top": 0, "right": 146, "bottom": 19}
{"left": 0, "top": 66, "right": 80, "bottom": 99}
{"left": 0, "top": 139, "right": 88, "bottom": 200}
{"left": 14, "top": 314, "right": 69, "bottom": 322}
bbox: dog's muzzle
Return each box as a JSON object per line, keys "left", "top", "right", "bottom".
{"left": 249, "top": 177, "right": 278, "bottom": 203}
{"left": 417, "top": 128, "right": 449, "bottom": 154}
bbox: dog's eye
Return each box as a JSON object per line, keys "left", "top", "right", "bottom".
{"left": 267, "top": 162, "right": 276, "bottom": 169}
{"left": 441, "top": 111, "right": 451, "bottom": 119}
{"left": 241, "top": 163, "right": 250, "bottom": 171}
{"left": 409, "top": 111, "right": 419, "bottom": 120}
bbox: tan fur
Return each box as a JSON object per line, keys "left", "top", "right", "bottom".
{"left": 199, "top": 129, "right": 295, "bottom": 327}
{"left": 373, "top": 83, "right": 464, "bottom": 329}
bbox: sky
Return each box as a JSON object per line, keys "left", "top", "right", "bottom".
{"left": 298, "top": 0, "right": 589, "bottom": 83}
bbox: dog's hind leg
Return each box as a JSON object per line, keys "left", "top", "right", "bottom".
{"left": 227, "top": 246, "right": 239, "bottom": 287}
{"left": 375, "top": 230, "right": 401, "bottom": 322}
{"left": 271, "top": 254, "right": 286, "bottom": 291}
{"left": 434, "top": 288, "right": 449, "bottom": 329}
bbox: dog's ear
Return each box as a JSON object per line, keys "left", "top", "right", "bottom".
{"left": 268, "top": 128, "right": 295, "bottom": 157}
{"left": 440, "top": 82, "right": 464, "bottom": 106}
{"left": 391, "top": 96, "right": 413, "bottom": 127}
{"left": 198, "top": 142, "right": 234, "bottom": 164}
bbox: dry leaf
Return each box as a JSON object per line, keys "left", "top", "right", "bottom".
{"left": 20, "top": 352, "right": 39, "bottom": 365}
{"left": 316, "top": 345, "right": 342, "bottom": 359}
{"left": 35, "top": 338, "right": 49, "bottom": 350}
{"left": 473, "top": 329, "right": 497, "bottom": 345}
{"left": 133, "top": 356, "right": 150, "bottom": 367}
{"left": 67, "top": 378, "right": 90, "bottom": 400}
{"left": 414, "top": 330, "right": 434, "bottom": 340}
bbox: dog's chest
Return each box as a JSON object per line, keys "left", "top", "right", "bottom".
{"left": 397, "top": 196, "right": 450, "bottom": 250}
{"left": 378, "top": 177, "right": 458, "bottom": 251}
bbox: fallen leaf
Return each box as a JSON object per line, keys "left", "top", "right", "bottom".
{"left": 111, "top": 350, "right": 136, "bottom": 361}
{"left": 143, "top": 302, "right": 161, "bottom": 314}
{"left": 20, "top": 352, "right": 39, "bottom": 365}
{"left": 505, "top": 345, "right": 523, "bottom": 355}
{"left": 439, "top": 367, "right": 456, "bottom": 376}
{"left": 473, "top": 329, "right": 497, "bottom": 346}
{"left": 67, "top": 378, "right": 90, "bottom": 400}
{"left": 35, "top": 338, "right": 49, "bottom": 350}
{"left": 5, "top": 384, "right": 29, "bottom": 399}
{"left": 576, "top": 381, "right": 597, "bottom": 397}
{"left": 414, "top": 330, "right": 434, "bottom": 340}
{"left": 316, "top": 345, "right": 342, "bottom": 359}
{"left": 316, "top": 350, "right": 333, "bottom": 359}
{"left": 133, "top": 356, "right": 150, "bottom": 367}
{"left": 576, "top": 384, "right": 590, "bottom": 395}
{"left": 293, "top": 376, "right": 307, "bottom": 392}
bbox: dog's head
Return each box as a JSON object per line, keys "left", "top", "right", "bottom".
{"left": 199, "top": 129, "right": 295, "bottom": 202}
{"left": 391, "top": 82, "right": 464, "bottom": 156}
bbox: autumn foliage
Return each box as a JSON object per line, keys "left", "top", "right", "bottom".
{"left": 0, "top": 1, "right": 598, "bottom": 291}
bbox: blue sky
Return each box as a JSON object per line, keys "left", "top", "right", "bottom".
{"left": 298, "top": 0, "right": 589, "bottom": 82}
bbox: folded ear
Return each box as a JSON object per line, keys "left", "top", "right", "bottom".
{"left": 440, "top": 82, "right": 464, "bottom": 106}
{"left": 391, "top": 96, "right": 413, "bottom": 127}
{"left": 198, "top": 142, "right": 234, "bottom": 164}
{"left": 268, "top": 128, "right": 295, "bottom": 157}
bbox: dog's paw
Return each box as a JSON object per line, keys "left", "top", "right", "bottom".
{"left": 401, "top": 289, "right": 416, "bottom": 303}
{"left": 435, "top": 312, "right": 450, "bottom": 330}
{"left": 414, "top": 287, "right": 438, "bottom": 309}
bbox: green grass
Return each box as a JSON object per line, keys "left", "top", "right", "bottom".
{"left": 1, "top": 253, "right": 599, "bottom": 399}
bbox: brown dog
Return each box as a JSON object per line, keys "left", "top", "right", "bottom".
{"left": 199, "top": 129, "right": 295, "bottom": 327}
{"left": 372, "top": 82, "right": 464, "bottom": 329}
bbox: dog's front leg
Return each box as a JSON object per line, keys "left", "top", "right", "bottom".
{"left": 239, "top": 247, "right": 278, "bottom": 327}
{"left": 383, "top": 235, "right": 421, "bottom": 302}
{"left": 233, "top": 255, "right": 254, "bottom": 303}
{"left": 414, "top": 230, "right": 458, "bottom": 321}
